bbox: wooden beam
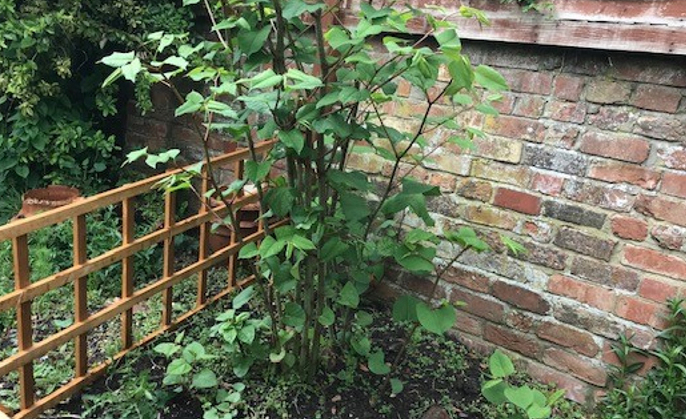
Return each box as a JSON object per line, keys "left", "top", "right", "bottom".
{"left": 0, "top": 140, "right": 274, "bottom": 241}
{"left": 13, "top": 235, "right": 34, "bottom": 411}
{"left": 73, "top": 214, "right": 88, "bottom": 378}
{"left": 161, "top": 189, "right": 176, "bottom": 327}
{"left": 121, "top": 197, "right": 135, "bottom": 349}
{"left": 196, "top": 169, "right": 210, "bottom": 306}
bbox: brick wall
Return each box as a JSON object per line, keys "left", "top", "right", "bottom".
{"left": 125, "top": 40, "right": 686, "bottom": 404}
{"left": 353, "top": 42, "right": 686, "bottom": 404}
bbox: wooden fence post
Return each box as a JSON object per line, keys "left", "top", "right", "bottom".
{"left": 162, "top": 189, "right": 176, "bottom": 326}
{"left": 13, "top": 234, "right": 35, "bottom": 410}
{"left": 121, "top": 198, "right": 135, "bottom": 348}
{"left": 73, "top": 215, "right": 88, "bottom": 378}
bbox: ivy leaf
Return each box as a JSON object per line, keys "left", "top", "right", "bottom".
{"left": 392, "top": 295, "right": 420, "bottom": 323}
{"left": 175, "top": 91, "right": 204, "bottom": 117}
{"left": 489, "top": 350, "right": 515, "bottom": 378}
{"left": 368, "top": 351, "right": 390, "bottom": 375}
{"left": 416, "top": 303, "right": 456, "bottom": 335}
{"left": 121, "top": 58, "right": 141, "bottom": 82}
{"left": 474, "top": 65, "right": 509, "bottom": 92}
{"left": 123, "top": 147, "right": 148, "bottom": 165}
{"left": 192, "top": 369, "right": 218, "bottom": 389}
{"left": 238, "top": 25, "right": 271, "bottom": 55}
{"left": 338, "top": 282, "right": 360, "bottom": 308}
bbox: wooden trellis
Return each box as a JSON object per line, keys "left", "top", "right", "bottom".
{"left": 0, "top": 140, "right": 277, "bottom": 419}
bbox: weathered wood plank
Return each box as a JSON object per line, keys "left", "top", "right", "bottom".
{"left": 121, "top": 197, "right": 135, "bottom": 349}
{"left": 162, "top": 189, "right": 176, "bottom": 327}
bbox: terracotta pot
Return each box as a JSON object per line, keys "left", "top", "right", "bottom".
{"left": 207, "top": 194, "right": 261, "bottom": 253}
{"left": 14, "top": 185, "right": 81, "bottom": 219}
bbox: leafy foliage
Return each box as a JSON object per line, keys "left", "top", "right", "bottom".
{"left": 482, "top": 350, "right": 565, "bottom": 419}
{"left": 102, "top": 0, "right": 509, "bottom": 413}
{"left": 0, "top": 0, "right": 193, "bottom": 220}
{"left": 600, "top": 299, "right": 686, "bottom": 419}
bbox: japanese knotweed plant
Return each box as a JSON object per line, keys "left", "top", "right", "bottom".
{"left": 102, "top": 0, "right": 509, "bottom": 388}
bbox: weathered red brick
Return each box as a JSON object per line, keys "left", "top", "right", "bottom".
{"left": 587, "top": 106, "right": 636, "bottom": 132}
{"left": 651, "top": 225, "right": 685, "bottom": 250}
{"left": 531, "top": 172, "right": 565, "bottom": 196}
{"left": 491, "top": 92, "right": 515, "bottom": 114}
{"left": 548, "top": 274, "right": 616, "bottom": 312}
{"left": 553, "top": 227, "right": 616, "bottom": 262}
{"left": 492, "top": 281, "right": 550, "bottom": 314}
{"left": 580, "top": 132, "right": 650, "bottom": 163}
{"left": 545, "top": 123, "right": 580, "bottom": 149}
{"left": 443, "top": 266, "right": 491, "bottom": 293}
{"left": 525, "top": 362, "right": 590, "bottom": 404}
{"left": 494, "top": 188, "right": 542, "bottom": 215}
{"left": 661, "top": 171, "right": 686, "bottom": 198}
{"left": 463, "top": 205, "right": 518, "bottom": 230}
{"left": 502, "top": 69, "right": 554, "bottom": 95}
{"left": 483, "top": 323, "right": 541, "bottom": 358}
{"left": 639, "top": 277, "right": 679, "bottom": 303}
{"left": 513, "top": 95, "right": 546, "bottom": 118}
{"left": 563, "top": 179, "right": 635, "bottom": 212}
{"left": 429, "top": 172, "right": 457, "bottom": 191}
{"left": 570, "top": 257, "right": 640, "bottom": 292}
{"left": 399, "top": 273, "right": 447, "bottom": 300}
{"left": 585, "top": 80, "right": 632, "bottom": 104}
{"left": 450, "top": 288, "right": 505, "bottom": 323}
{"left": 454, "top": 312, "right": 484, "bottom": 336}
{"left": 507, "top": 311, "right": 536, "bottom": 333}
{"left": 518, "top": 242, "right": 568, "bottom": 270}
{"left": 615, "top": 295, "right": 668, "bottom": 329}
{"left": 457, "top": 179, "right": 492, "bottom": 202}
{"left": 523, "top": 145, "right": 588, "bottom": 175}
{"left": 632, "top": 85, "right": 683, "bottom": 113}
{"left": 658, "top": 146, "right": 686, "bottom": 170}
{"left": 546, "top": 100, "right": 587, "bottom": 123}
{"left": 634, "top": 114, "right": 686, "bottom": 142}
{"left": 635, "top": 194, "right": 686, "bottom": 227}
{"left": 471, "top": 159, "right": 532, "bottom": 187}
{"left": 537, "top": 321, "right": 600, "bottom": 357}
{"left": 522, "top": 220, "right": 555, "bottom": 243}
{"left": 588, "top": 161, "right": 660, "bottom": 189}
{"left": 624, "top": 245, "right": 686, "bottom": 280}
{"left": 553, "top": 74, "right": 585, "bottom": 101}
{"left": 543, "top": 348, "right": 607, "bottom": 386}
{"left": 611, "top": 215, "right": 649, "bottom": 241}
{"left": 483, "top": 115, "right": 546, "bottom": 143}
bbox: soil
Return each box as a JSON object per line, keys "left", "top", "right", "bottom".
{"left": 49, "top": 301, "right": 488, "bottom": 419}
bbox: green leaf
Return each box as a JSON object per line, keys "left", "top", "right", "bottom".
{"left": 392, "top": 295, "right": 420, "bottom": 323}
{"left": 397, "top": 254, "right": 434, "bottom": 274}
{"left": 527, "top": 405, "right": 552, "bottom": 419}
{"left": 416, "top": 303, "right": 456, "bottom": 335}
{"left": 278, "top": 130, "right": 305, "bottom": 154}
{"left": 265, "top": 187, "right": 294, "bottom": 217}
{"left": 284, "top": 302, "right": 306, "bottom": 327}
{"left": 250, "top": 70, "right": 283, "bottom": 90}
{"left": 244, "top": 160, "right": 272, "bottom": 181}
{"left": 505, "top": 386, "right": 534, "bottom": 410}
{"left": 368, "top": 351, "right": 390, "bottom": 375}
{"left": 291, "top": 235, "right": 315, "bottom": 251}
{"left": 351, "top": 335, "right": 371, "bottom": 356}
{"left": 320, "top": 237, "right": 349, "bottom": 262}
{"left": 238, "top": 325, "right": 255, "bottom": 344}
{"left": 340, "top": 192, "right": 370, "bottom": 221}
{"left": 444, "top": 227, "right": 490, "bottom": 252}
{"left": 318, "top": 306, "right": 335, "bottom": 326}
{"left": 192, "top": 369, "right": 218, "bottom": 389}
{"left": 502, "top": 235, "right": 527, "bottom": 256}
{"left": 260, "top": 237, "right": 286, "bottom": 259}
{"left": 481, "top": 379, "right": 507, "bottom": 404}
{"left": 474, "top": 65, "right": 509, "bottom": 92}
{"left": 100, "top": 51, "right": 135, "bottom": 68}
{"left": 238, "top": 243, "right": 258, "bottom": 259}
{"left": 233, "top": 285, "right": 255, "bottom": 310}
{"left": 286, "top": 69, "right": 323, "bottom": 90}
{"left": 238, "top": 25, "right": 271, "bottom": 55}
{"left": 15, "top": 165, "right": 29, "bottom": 178}
{"left": 338, "top": 282, "right": 360, "bottom": 308}
{"left": 175, "top": 91, "right": 204, "bottom": 117}
{"left": 153, "top": 343, "right": 180, "bottom": 358}
{"left": 489, "top": 350, "right": 515, "bottom": 378}
{"left": 269, "top": 348, "right": 286, "bottom": 363}
{"left": 167, "top": 359, "right": 192, "bottom": 376}
{"left": 183, "top": 0, "right": 201, "bottom": 4}
{"left": 390, "top": 378, "right": 404, "bottom": 395}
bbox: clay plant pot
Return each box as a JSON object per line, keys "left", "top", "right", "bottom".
{"left": 14, "top": 185, "right": 81, "bottom": 220}
{"left": 207, "top": 195, "right": 261, "bottom": 253}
